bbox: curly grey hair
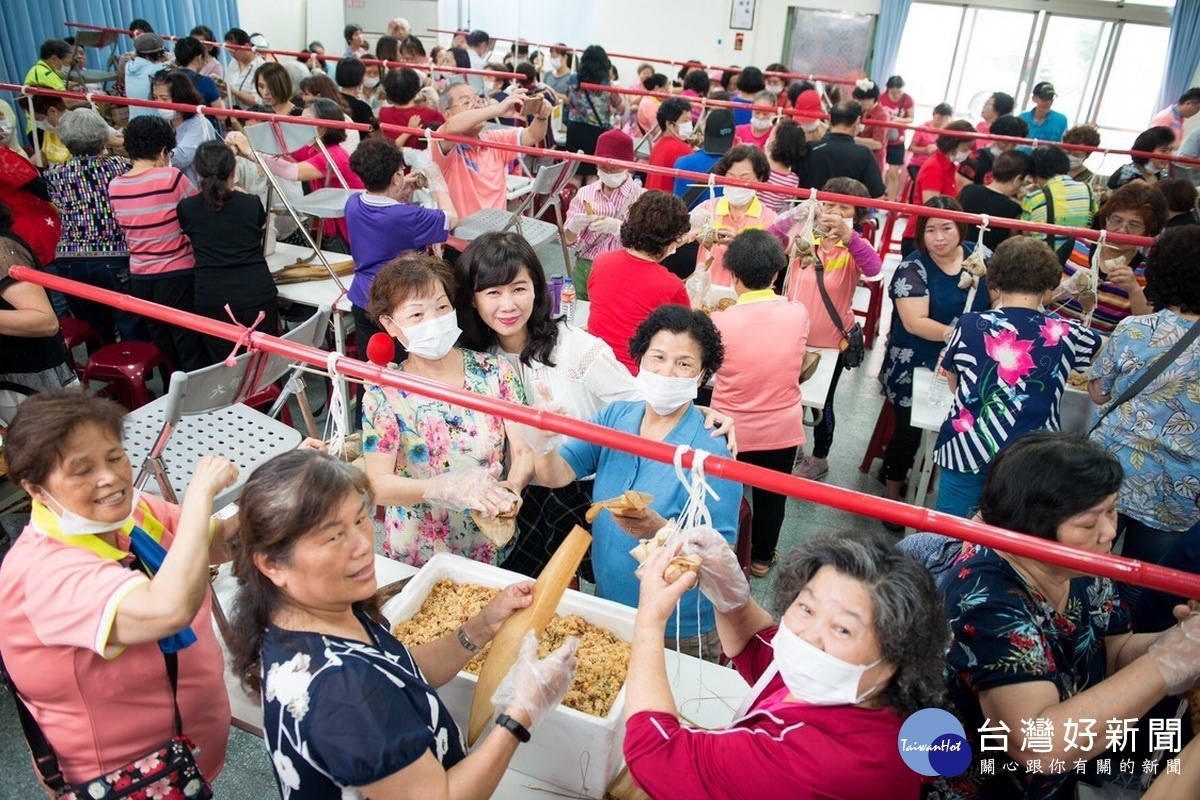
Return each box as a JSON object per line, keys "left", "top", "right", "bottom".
{"left": 57, "top": 108, "right": 110, "bottom": 157}
{"left": 772, "top": 531, "right": 948, "bottom": 716}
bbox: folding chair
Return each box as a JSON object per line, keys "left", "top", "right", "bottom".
{"left": 453, "top": 159, "right": 581, "bottom": 276}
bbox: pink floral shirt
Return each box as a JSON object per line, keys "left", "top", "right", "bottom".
{"left": 362, "top": 349, "right": 528, "bottom": 566}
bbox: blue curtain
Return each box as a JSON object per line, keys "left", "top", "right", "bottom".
{"left": 2, "top": 0, "right": 238, "bottom": 134}
{"left": 1158, "top": 0, "right": 1200, "bottom": 110}
{"left": 871, "top": 0, "right": 913, "bottom": 85}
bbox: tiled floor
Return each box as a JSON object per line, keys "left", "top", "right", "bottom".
{"left": 0, "top": 248, "right": 907, "bottom": 797}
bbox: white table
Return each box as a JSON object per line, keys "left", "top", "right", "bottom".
{"left": 211, "top": 558, "right": 747, "bottom": 799}
{"left": 908, "top": 367, "right": 1094, "bottom": 510}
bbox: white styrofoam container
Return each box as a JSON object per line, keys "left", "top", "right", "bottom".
{"left": 381, "top": 553, "right": 636, "bottom": 799}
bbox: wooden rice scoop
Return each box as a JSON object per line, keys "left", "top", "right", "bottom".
{"left": 467, "top": 525, "right": 593, "bottom": 745}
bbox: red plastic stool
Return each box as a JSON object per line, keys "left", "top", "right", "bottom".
{"left": 82, "top": 342, "right": 169, "bottom": 410}
{"left": 859, "top": 399, "right": 896, "bottom": 474}
{"left": 58, "top": 317, "right": 104, "bottom": 377}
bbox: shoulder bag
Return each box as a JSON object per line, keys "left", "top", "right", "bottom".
{"left": 813, "top": 258, "right": 866, "bottom": 369}
{"left": 1089, "top": 318, "right": 1200, "bottom": 435}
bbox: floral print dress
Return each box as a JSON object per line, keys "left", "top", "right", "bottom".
{"left": 879, "top": 245, "right": 991, "bottom": 408}
{"left": 936, "top": 543, "right": 1130, "bottom": 800}
{"left": 934, "top": 308, "right": 1101, "bottom": 473}
{"left": 1089, "top": 309, "right": 1200, "bottom": 531}
{"left": 261, "top": 610, "right": 466, "bottom": 799}
{"left": 362, "top": 348, "right": 528, "bottom": 566}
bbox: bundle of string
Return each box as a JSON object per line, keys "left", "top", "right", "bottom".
{"left": 957, "top": 213, "right": 991, "bottom": 309}
{"left": 668, "top": 446, "right": 720, "bottom": 696}
{"left": 778, "top": 187, "right": 821, "bottom": 296}
{"left": 324, "top": 350, "right": 349, "bottom": 458}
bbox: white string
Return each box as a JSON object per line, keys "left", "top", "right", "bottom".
{"left": 324, "top": 351, "right": 348, "bottom": 458}
{"left": 1083, "top": 230, "right": 1106, "bottom": 330}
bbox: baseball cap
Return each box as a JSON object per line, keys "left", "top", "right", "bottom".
{"left": 1032, "top": 82, "right": 1056, "bottom": 100}
{"left": 250, "top": 34, "right": 270, "bottom": 49}
{"left": 793, "top": 89, "right": 825, "bottom": 131}
{"left": 702, "top": 109, "right": 735, "bottom": 153}
{"left": 134, "top": 33, "right": 165, "bottom": 55}
{"left": 595, "top": 129, "right": 635, "bottom": 162}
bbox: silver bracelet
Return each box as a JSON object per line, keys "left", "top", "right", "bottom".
{"left": 456, "top": 625, "right": 481, "bottom": 654}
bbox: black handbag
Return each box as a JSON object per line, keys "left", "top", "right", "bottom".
{"left": 813, "top": 258, "right": 866, "bottom": 369}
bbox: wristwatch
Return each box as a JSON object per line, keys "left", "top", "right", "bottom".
{"left": 456, "top": 625, "right": 481, "bottom": 654}
{"left": 495, "top": 712, "right": 531, "bottom": 743}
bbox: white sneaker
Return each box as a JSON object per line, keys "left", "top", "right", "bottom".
{"left": 794, "top": 456, "right": 829, "bottom": 480}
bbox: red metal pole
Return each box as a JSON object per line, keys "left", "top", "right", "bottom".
{"left": 11, "top": 266, "right": 1200, "bottom": 599}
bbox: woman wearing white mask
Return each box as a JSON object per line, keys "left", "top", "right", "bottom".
{"left": 733, "top": 91, "right": 778, "bottom": 150}
{"left": 543, "top": 44, "right": 574, "bottom": 100}
{"left": 564, "top": 130, "right": 646, "bottom": 300}
{"left": 363, "top": 253, "right": 534, "bottom": 567}
{"left": 150, "top": 70, "right": 217, "bottom": 188}
{"left": 689, "top": 145, "right": 777, "bottom": 288}
{"left": 0, "top": 389, "right": 239, "bottom": 792}
{"left": 526, "top": 306, "right": 741, "bottom": 660}
{"left": 623, "top": 530, "right": 945, "bottom": 798}
{"left": 646, "top": 98, "right": 695, "bottom": 193}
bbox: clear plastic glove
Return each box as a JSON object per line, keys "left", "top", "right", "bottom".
{"left": 1148, "top": 609, "right": 1200, "bottom": 695}
{"left": 565, "top": 213, "right": 596, "bottom": 234}
{"left": 419, "top": 160, "right": 450, "bottom": 197}
{"left": 509, "top": 421, "right": 561, "bottom": 456}
{"left": 769, "top": 203, "right": 815, "bottom": 241}
{"left": 422, "top": 464, "right": 515, "bottom": 516}
{"left": 679, "top": 525, "right": 750, "bottom": 613}
{"left": 589, "top": 216, "right": 623, "bottom": 236}
{"left": 492, "top": 631, "right": 579, "bottom": 729}
{"left": 686, "top": 266, "right": 712, "bottom": 308}
{"left": 1054, "top": 270, "right": 1091, "bottom": 300}
{"left": 942, "top": 319, "right": 959, "bottom": 343}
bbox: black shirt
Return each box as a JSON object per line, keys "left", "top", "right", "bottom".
{"left": 958, "top": 184, "right": 1022, "bottom": 253}
{"left": 803, "top": 132, "right": 885, "bottom": 197}
{"left": 341, "top": 92, "right": 374, "bottom": 126}
{"left": 960, "top": 147, "right": 995, "bottom": 185}
{"left": 177, "top": 192, "right": 276, "bottom": 304}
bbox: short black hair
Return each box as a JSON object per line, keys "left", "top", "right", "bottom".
{"left": 348, "top": 137, "right": 400, "bottom": 191}
{"left": 224, "top": 28, "right": 251, "bottom": 47}
{"left": 986, "top": 237, "right": 1062, "bottom": 294}
{"left": 1145, "top": 226, "right": 1200, "bottom": 314}
{"left": 683, "top": 69, "right": 710, "bottom": 96}
{"left": 990, "top": 114, "right": 1029, "bottom": 139}
{"left": 932, "top": 102, "right": 953, "bottom": 117}
{"left": 852, "top": 80, "right": 879, "bottom": 101}
{"left": 736, "top": 66, "right": 765, "bottom": 94}
{"left": 829, "top": 101, "right": 862, "bottom": 127}
{"left": 1130, "top": 126, "right": 1176, "bottom": 166}
{"left": 344, "top": 24, "right": 362, "bottom": 43}
{"left": 769, "top": 119, "right": 807, "bottom": 169}
{"left": 466, "top": 30, "right": 491, "bottom": 47}
{"left": 990, "top": 92, "right": 1015, "bottom": 116}
{"left": 173, "top": 35, "right": 205, "bottom": 67}
{"left": 130, "top": 19, "right": 154, "bottom": 34}
{"left": 335, "top": 57, "right": 365, "bottom": 89}
{"left": 620, "top": 191, "right": 690, "bottom": 257}
{"left": 40, "top": 39, "right": 72, "bottom": 61}
{"left": 914, "top": 196, "right": 967, "bottom": 254}
{"left": 629, "top": 305, "right": 725, "bottom": 381}
{"left": 935, "top": 120, "right": 975, "bottom": 154}
{"left": 383, "top": 67, "right": 421, "bottom": 105}
{"left": 123, "top": 114, "right": 177, "bottom": 161}
{"left": 642, "top": 73, "right": 669, "bottom": 92}
{"left": 980, "top": 432, "right": 1122, "bottom": 541}
{"left": 713, "top": 145, "right": 770, "bottom": 182}
{"left": 724, "top": 229, "right": 786, "bottom": 289}
{"left": 657, "top": 97, "right": 692, "bottom": 131}
{"left": 991, "top": 150, "right": 1030, "bottom": 183}
{"left": 1155, "top": 178, "right": 1198, "bottom": 214}
{"left": 1177, "top": 87, "right": 1200, "bottom": 105}
{"left": 886, "top": 75, "right": 905, "bottom": 90}
{"left": 1028, "top": 145, "right": 1070, "bottom": 179}
{"left": 308, "top": 97, "right": 348, "bottom": 146}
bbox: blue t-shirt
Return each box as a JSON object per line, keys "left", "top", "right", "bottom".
{"left": 1018, "top": 109, "right": 1068, "bottom": 143}
{"left": 672, "top": 150, "right": 724, "bottom": 207}
{"left": 179, "top": 68, "right": 220, "bottom": 106}
{"left": 261, "top": 609, "right": 466, "bottom": 798}
{"left": 344, "top": 194, "right": 449, "bottom": 308}
{"left": 934, "top": 307, "right": 1100, "bottom": 473}
{"left": 559, "top": 401, "right": 740, "bottom": 637}
{"left": 730, "top": 96, "right": 754, "bottom": 126}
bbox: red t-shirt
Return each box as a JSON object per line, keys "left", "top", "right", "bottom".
{"left": 904, "top": 149, "right": 960, "bottom": 239}
{"left": 862, "top": 103, "right": 891, "bottom": 171}
{"left": 378, "top": 105, "right": 445, "bottom": 150}
{"left": 624, "top": 627, "right": 920, "bottom": 800}
{"left": 586, "top": 248, "right": 690, "bottom": 374}
{"left": 646, "top": 137, "right": 695, "bottom": 192}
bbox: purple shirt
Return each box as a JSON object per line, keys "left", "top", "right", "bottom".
{"left": 343, "top": 194, "right": 449, "bottom": 308}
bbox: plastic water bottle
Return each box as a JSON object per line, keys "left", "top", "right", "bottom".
{"left": 561, "top": 278, "right": 576, "bottom": 324}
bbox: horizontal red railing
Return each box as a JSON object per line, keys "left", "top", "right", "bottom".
{"left": 11, "top": 266, "right": 1200, "bottom": 598}
{"left": 1, "top": 83, "right": 1157, "bottom": 248}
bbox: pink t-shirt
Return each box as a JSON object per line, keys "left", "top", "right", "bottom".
{"left": 786, "top": 233, "right": 881, "bottom": 348}
{"left": 0, "top": 495, "right": 230, "bottom": 783}
{"left": 693, "top": 196, "right": 777, "bottom": 287}
{"left": 432, "top": 126, "right": 523, "bottom": 219}
{"left": 909, "top": 121, "right": 941, "bottom": 170}
{"left": 107, "top": 167, "right": 197, "bottom": 277}
{"left": 291, "top": 142, "right": 365, "bottom": 242}
{"left": 734, "top": 123, "right": 770, "bottom": 150}
{"left": 711, "top": 291, "right": 809, "bottom": 451}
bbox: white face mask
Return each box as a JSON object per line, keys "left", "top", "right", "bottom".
{"left": 41, "top": 489, "right": 140, "bottom": 536}
{"left": 676, "top": 120, "right": 694, "bottom": 140}
{"left": 551, "top": 58, "right": 563, "bottom": 71}
{"left": 988, "top": 145, "right": 1003, "bottom": 158}
{"left": 35, "top": 119, "right": 56, "bottom": 132}
{"left": 1068, "top": 154, "right": 1086, "bottom": 169}
{"left": 597, "top": 169, "right": 628, "bottom": 188}
{"left": 765, "top": 84, "right": 783, "bottom": 96}
{"left": 950, "top": 150, "right": 969, "bottom": 164}
{"left": 801, "top": 121, "right": 821, "bottom": 134}
{"left": 157, "top": 107, "right": 177, "bottom": 121}
{"left": 0, "top": 118, "right": 11, "bottom": 140}
{"left": 723, "top": 186, "right": 757, "bottom": 207}
{"left": 400, "top": 311, "right": 461, "bottom": 360}
{"left": 635, "top": 369, "right": 698, "bottom": 415}
{"left": 772, "top": 622, "right": 883, "bottom": 706}
{"left": 363, "top": 76, "right": 380, "bottom": 88}
{"left": 750, "top": 117, "right": 773, "bottom": 133}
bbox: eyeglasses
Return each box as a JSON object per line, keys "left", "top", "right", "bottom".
{"left": 1106, "top": 215, "right": 1146, "bottom": 235}
{"left": 448, "top": 95, "right": 482, "bottom": 110}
